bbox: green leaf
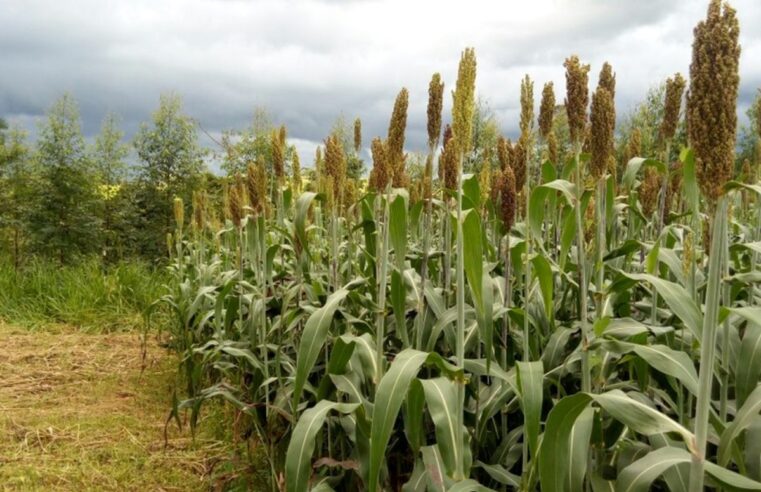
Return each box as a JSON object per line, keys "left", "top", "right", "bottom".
{"left": 601, "top": 339, "right": 698, "bottom": 396}
{"left": 422, "top": 445, "right": 451, "bottom": 492}
{"left": 622, "top": 157, "right": 666, "bottom": 190}
{"left": 391, "top": 270, "right": 410, "bottom": 346}
{"left": 621, "top": 273, "right": 702, "bottom": 342}
{"left": 421, "top": 377, "right": 471, "bottom": 477}
{"left": 285, "top": 400, "right": 359, "bottom": 492}
{"left": 517, "top": 361, "right": 544, "bottom": 460}
{"left": 539, "top": 393, "right": 593, "bottom": 492}
{"left": 617, "top": 446, "right": 761, "bottom": 492}
{"left": 446, "top": 479, "right": 497, "bottom": 492}
{"left": 719, "top": 385, "right": 761, "bottom": 467}
{"left": 369, "top": 349, "right": 459, "bottom": 492}
{"left": 532, "top": 254, "right": 554, "bottom": 320}
{"left": 294, "top": 191, "right": 320, "bottom": 255}
{"left": 737, "top": 322, "right": 761, "bottom": 408}
{"left": 293, "top": 279, "right": 364, "bottom": 410}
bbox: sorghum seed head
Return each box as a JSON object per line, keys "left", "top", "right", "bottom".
{"left": 688, "top": 0, "right": 741, "bottom": 205}
{"left": 564, "top": 55, "right": 591, "bottom": 145}
{"left": 387, "top": 88, "right": 409, "bottom": 187}
{"left": 292, "top": 152, "right": 302, "bottom": 194}
{"left": 229, "top": 174, "right": 244, "bottom": 228}
{"left": 512, "top": 139, "right": 527, "bottom": 191}
{"left": 598, "top": 62, "right": 616, "bottom": 100}
{"left": 660, "top": 73, "right": 686, "bottom": 145}
{"left": 498, "top": 165, "right": 517, "bottom": 231}
{"left": 272, "top": 127, "right": 286, "bottom": 181}
{"left": 427, "top": 73, "right": 444, "bottom": 150}
{"left": 324, "top": 134, "right": 346, "bottom": 203}
{"left": 497, "top": 136, "right": 512, "bottom": 171}
{"left": 627, "top": 128, "right": 643, "bottom": 161}
{"left": 452, "top": 48, "right": 477, "bottom": 157}
{"left": 640, "top": 166, "right": 660, "bottom": 217}
{"left": 589, "top": 86, "right": 615, "bottom": 180}
{"left": 479, "top": 163, "right": 491, "bottom": 205}
{"left": 369, "top": 137, "right": 389, "bottom": 192}
{"left": 538, "top": 81, "right": 556, "bottom": 140}
{"left": 442, "top": 134, "right": 459, "bottom": 192}
{"left": 353, "top": 118, "right": 362, "bottom": 154}
{"left": 520, "top": 74, "right": 535, "bottom": 143}
{"left": 548, "top": 130, "right": 559, "bottom": 165}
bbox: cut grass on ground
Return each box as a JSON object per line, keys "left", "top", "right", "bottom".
{"left": 0, "top": 324, "right": 241, "bottom": 491}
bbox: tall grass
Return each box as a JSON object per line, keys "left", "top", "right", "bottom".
{"left": 0, "top": 258, "right": 166, "bottom": 331}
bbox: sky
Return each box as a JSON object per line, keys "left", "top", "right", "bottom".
{"left": 1, "top": 0, "right": 760, "bottom": 169}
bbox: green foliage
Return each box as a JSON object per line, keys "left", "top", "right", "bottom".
{"left": 133, "top": 94, "right": 206, "bottom": 257}
{"left": 27, "top": 94, "right": 101, "bottom": 263}
{"left": 0, "top": 257, "right": 165, "bottom": 331}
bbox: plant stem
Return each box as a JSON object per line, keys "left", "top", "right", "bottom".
{"left": 689, "top": 196, "right": 728, "bottom": 492}
{"left": 376, "top": 186, "right": 391, "bottom": 382}
{"left": 455, "top": 152, "right": 466, "bottom": 480}
{"left": 573, "top": 143, "right": 591, "bottom": 394}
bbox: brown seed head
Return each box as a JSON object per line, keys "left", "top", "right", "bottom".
{"left": 324, "top": 134, "right": 346, "bottom": 204}
{"left": 452, "top": 48, "right": 477, "bottom": 157}
{"left": 353, "top": 118, "right": 362, "bottom": 154}
{"left": 520, "top": 74, "right": 535, "bottom": 143}
{"left": 563, "top": 55, "right": 591, "bottom": 145}
{"left": 292, "top": 151, "right": 302, "bottom": 194}
{"left": 512, "top": 138, "right": 527, "bottom": 191}
{"left": 427, "top": 73, "right": 444, "bottom": 150}
{"left": 538, "top": 81, "right": 556, "bottom": 140}
{"left": 660, "top": 73, "right": 686, "bottom": 145}
{"left": 627, "top": 128, "right": 643, "bottom": 161}
{"left": 314, "top": 147, "right": 323, "bottom": 176}
{"left": 589, "top": 86, "right": 615, "bottom": 180}
{"left": 640, "top": 166, "right": 660, "bottom": 217}
{"left": 479, "top": 163, "right": 491, "bottom": 205}
{"left": 548, "top": 130, "right": 559, "bottom": 165}
{"left": 598, "top": 62, "right": 616, "bottom": 100}
{"left": 229, "top": 174, "right": 244, "bottom": 228}
{"left": 272, "top": 126, "right": 286, "bottom": 181}
{"left": 499, "top": 164, "right": 517, "bottom": 230}
{"left": 688, "top": 0, "right": 741, "bottom": 205}
{"left": 246, "top": 162, "right": 264, "bottom": 214}
{"left": 369, "top": 137, "right": 389, "bottom": 192}
{"left": 387, "top": 88, "right": 409, "bottom": 187}
{"left": 497, "top": 136, "right": 512, "bottom": 171}
{"left": 441, "top": 134, "right": 459, "bottom": 192}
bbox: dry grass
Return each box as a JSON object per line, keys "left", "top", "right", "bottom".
{"left": 0, "top": 324, "right": 241, "bottom": 491}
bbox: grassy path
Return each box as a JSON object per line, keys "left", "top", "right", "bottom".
{"left": 0, "top": 324, "right": 231, "bottom": 491}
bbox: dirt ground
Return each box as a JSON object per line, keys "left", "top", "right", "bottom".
{"left": 0, "top": 324, "right": 232, "bottom": 491}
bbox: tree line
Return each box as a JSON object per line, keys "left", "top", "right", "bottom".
{"left": 1, "top": 87, "right": 757, "bottom": 267}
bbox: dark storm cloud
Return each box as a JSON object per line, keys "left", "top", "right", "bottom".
{"left": 0, "top": 0, "right": 759, "bottom": 167}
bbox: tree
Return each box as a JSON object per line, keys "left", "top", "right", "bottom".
{"left": 28, "top": 94, "right": 100, "bottom": 264}
{"left": 0, "top": 125, "right": 33, "bottom": 268}
{"left": 92, "top": 112, "right": 130, "bottom": 261}
{"left": 133, "top": 94, "right": 206, "bottom": 257}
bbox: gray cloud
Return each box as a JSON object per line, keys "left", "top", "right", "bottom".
{"left": 1, "top": 0, "right": 759, "bottom": 169}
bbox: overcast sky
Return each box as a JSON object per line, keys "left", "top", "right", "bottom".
{"left": 1, "top": 0, "right": 760, "bottom": 168}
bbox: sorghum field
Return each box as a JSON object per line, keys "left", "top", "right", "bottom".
{"left": 153, "top": 2, "right": 761, "bottom": 491}
{"left": 4, "top": 0, "right": 761, "bottom": 491}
